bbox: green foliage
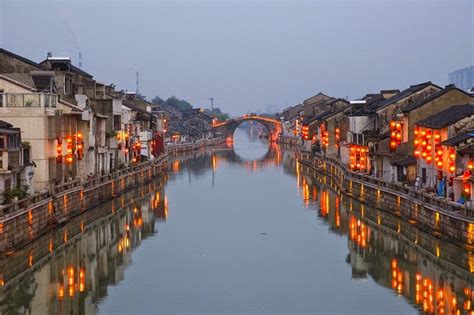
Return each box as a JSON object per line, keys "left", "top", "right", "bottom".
{"left": 150, "top": 95, "right": 194, "bottom": 112}
{"left": 151, "top": 95, "right": 164, "bottom": 105}
{"left": 164, "top": 96, "right": 193, "bottom": 112}
{"left": 150, "top": 95, "right": 230, "bottom": 120}
{"left": 204, "top": 107, "right": 229, "bottom": 121}
{"left": 3, "top": 186, "right": 29, "bottom": 204}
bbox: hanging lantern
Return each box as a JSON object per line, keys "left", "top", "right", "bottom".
{"left": 390, "top": 120, "right": 403, "bottom": 151}
{"left": 56, "top": 137, "right": 62, "bottom": 164}
{"left": 468, "top": 160, "right": 474, "bottom": 170}
{"left": 76, "top": 133, "right": 84, "bottom": 160}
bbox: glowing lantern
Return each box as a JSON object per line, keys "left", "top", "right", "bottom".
{"left": 56, "top": 137, "right": 62, "bottom": 164}
{"left": 76, "top": 133, "right": 84, "bottom": 160}
{"left": 389, "top": 120, "right": 403, "bottom": 151}
{"left": 464, "top": 182, "right": 471, "bottom": 195}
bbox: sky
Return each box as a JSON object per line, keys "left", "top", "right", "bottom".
{"left": 0, "top": 0, "right": 473, "bottom": 115}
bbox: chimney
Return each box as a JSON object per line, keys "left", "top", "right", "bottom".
{"left": 47, "top": 52, "right": 52, "bottom": 58}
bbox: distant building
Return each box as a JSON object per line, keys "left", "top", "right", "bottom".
{"left": 449, "top": 66, "right": 474, "bottom": 91}
{"left": 0, "top": 120, "right": 35, "bottom": 200}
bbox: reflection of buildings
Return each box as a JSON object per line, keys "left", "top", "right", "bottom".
{"left": 168, "top": 141, "right": 283, "bottom": 182}
{"left": 0, "top": 177, "right": 166, "bottom": 314}
{"left": 293, "top": 161, "right": 474, "bottom": 314}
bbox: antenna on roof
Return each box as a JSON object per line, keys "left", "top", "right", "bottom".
{"left": 136, "top": 71, "right": 140, "bottom": 94}
{"left": 78, "top": 51, "right": 82, "bottom": 68}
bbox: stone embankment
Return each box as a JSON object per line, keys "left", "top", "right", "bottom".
{"left": 0, "top": 156, "right": 168, "bottom": 254}
{"left": 166, "top": 137, "right": 226, "bottom": 156}
{"left": 298, "top": 152, "right": 474, "bottom": 245}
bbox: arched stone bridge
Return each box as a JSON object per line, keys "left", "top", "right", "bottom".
{"left": 212, "top": 115, "right": 282, "bottom": 142}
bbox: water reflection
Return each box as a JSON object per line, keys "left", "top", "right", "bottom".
{"left": 297, "top": 163, "right": 474, "bottom": 314}
{"left": 1, "top": 135, "right": 474, "bottom": 314}
{"left": 0, "top": 177, "right": 167, "bottom": 314}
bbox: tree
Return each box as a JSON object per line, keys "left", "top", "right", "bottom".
{"left": 164, "top": 96, "right": 193, "bottom": 112}
{"left": 151, "top": 95, "right": 164, "bottom": 105}
{"left": 205, "top": 107, "right": 229, "bottom": 121}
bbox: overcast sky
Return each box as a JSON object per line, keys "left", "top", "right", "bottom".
{"left": 1, "top": 0, "right": 473, "bottom": 114}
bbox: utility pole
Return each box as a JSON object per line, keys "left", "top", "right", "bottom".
{"left": 78, "top": 52, "right": 83, "bottom": 68}
{"left": 136, "top": 71, "right": 140, "bottom": 94}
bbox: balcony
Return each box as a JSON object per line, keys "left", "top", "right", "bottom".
{"left": 0, "top": 93, "right": 58, "bottom": 108}
{"left": 7, "top": 150, "right": 20, "bottom": 170}
{"left": 139, "top": 131, "right": 152, "bottom": 141}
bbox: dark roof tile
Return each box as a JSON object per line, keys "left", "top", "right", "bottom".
{"left": 372, "top": 81, "right": 440, "bottom": 113}
{"left": 415, "top": 104, "right": 474, "bottom": 129}
{"left": 441, "top": 131, "right": 474, "bottom": 146}
{"left": 402, "top": 86, "right": 473, "bottom": 113}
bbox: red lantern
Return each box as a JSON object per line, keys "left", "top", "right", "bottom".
{"left": 56, "top": 137, "right": 63, "bottom": 164}
{"left": 76, "top": 133, "right": 84, "bottom": 160}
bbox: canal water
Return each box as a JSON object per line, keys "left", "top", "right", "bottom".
{"left": 1, "top": 127, "right": 474, "bottom": 314}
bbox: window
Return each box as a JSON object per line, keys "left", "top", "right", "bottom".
{"left": 113, "top": 115, "right": 121, "bottom": 131}
{"left": 7, "top": 134, "right": 19, "bottom": 149}
{"left": 422, "top": 168, "right": 427, "bottom": 184}
{"left": 0, "top": 137, "right": 5, "bottom": 150}
{"left": 64, "top": 77, "right": 72, "bottom": 95}
{"left": 0, "top": 90, "right": 3, "bottom": 107}
{"left": 4, "top": 178, "right": 11, "bottom": 191}
{"left": 23, "top": 147, "right": 30, "bottom": 165}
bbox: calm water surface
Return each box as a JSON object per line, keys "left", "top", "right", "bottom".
{"left": 1, "top": 127, "right": 473, "bottom": 315}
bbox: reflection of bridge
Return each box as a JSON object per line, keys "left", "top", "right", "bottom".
{"left": 212, "top": 115, "right": 281, "bottom": 142}
{"left": 212, "top": 142, "right": 281, "bottom": 171}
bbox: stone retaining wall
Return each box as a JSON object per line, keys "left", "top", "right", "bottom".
{"left": 299, "top": 154, "right": 474, "bottom": 245}
{"left": 0, "top": 157, "right": 168, "bottom": 254}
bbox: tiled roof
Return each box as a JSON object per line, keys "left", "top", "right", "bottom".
{"left": 122, "top": 100, "right": 155, "bottom": 118}
{"left": 441, "top": 131, "right": 474, "bottom": 146}
{"left": 458, "top": 145, "right": 474, "bottom": 155}
{"left": 39, "top": 59, "right": 94, "bottom": 79}
{"left": 415, "top": 104, "right": 474, "bottom": 129}
{"left": 0, "top": 48, "right": 43, "bottom": 69}
{"left": 390, "top": 155, "right": 417, "bottom": 167}
{"left": 372, "top": 81, "right": 440, "bottom": 113}
{"left": 0, "top": 120, "right": 13, "bottom": 129}
{"left": 402, "top": 86, "right": 473, "bottom": 113}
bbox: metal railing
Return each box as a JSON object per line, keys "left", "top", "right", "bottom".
{"left": 0, "top": 153, "right": 168, "bottom": 218}
{"left": 0, "top": 93, "right": 58, "bottom": 108}
{"left": 306, "top": 152, "right": 473, "bottom": 217}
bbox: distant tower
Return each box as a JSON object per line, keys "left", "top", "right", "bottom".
{"left": 78, "top": 52, "right": 83, "bottom": 68}
{"left": 136, "top": 71, "right": 140, "bottom": 94}
{"left": 210, "top": 97, "right": 214, "bottom": 111}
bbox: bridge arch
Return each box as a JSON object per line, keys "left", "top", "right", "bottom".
{"left": 212, "top": 115, "right": 282, "bottom": 142}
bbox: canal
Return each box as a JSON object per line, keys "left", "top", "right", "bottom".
{"left": 1, "top": 127, "right": 474, "bottom": 314}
